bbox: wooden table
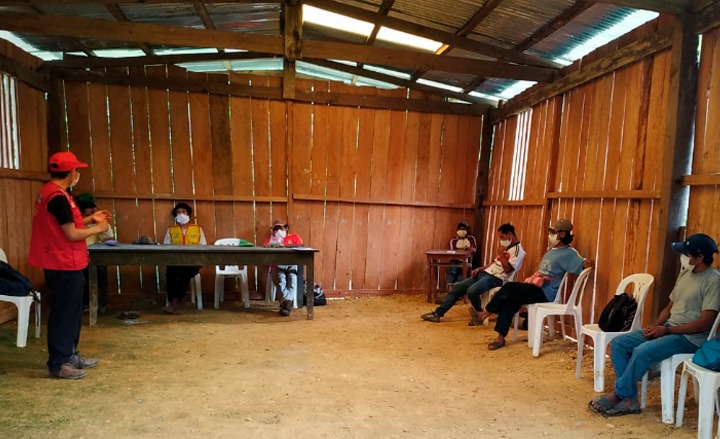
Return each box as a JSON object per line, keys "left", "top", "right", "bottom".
{"left": 88, "top": 244, "right": 318, "bottom": 325}
{"left": 425, "top": 250, "right": 472, "bottom": 303}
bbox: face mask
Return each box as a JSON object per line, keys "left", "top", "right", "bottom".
{"left": 176, "top": 213, "right": 190, "bottom": 225}
{"left": 548, "top": 233, "right": 559, "bottom": 247}
{"left": 275, "top": 229, "right": 287, "bottom": 239}
{"left": 457, "top": 230, "right": 467, "bottom": 238}
{"left": 680, "top": 254, "right": 695, "bottom": 271}
{"left": 70, "top": 172, "right": 80, "bottom": 188}
{"left": 500, "top": 239, "right": 511, "bottom": 247}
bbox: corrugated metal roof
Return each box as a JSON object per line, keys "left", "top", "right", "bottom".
{"left": 0, "top": 0, "right": 660, "bottom": 102}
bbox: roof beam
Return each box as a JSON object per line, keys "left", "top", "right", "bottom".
{"left": 307, "top": 59, "right": 495, "bottom": 107}
{"left": 304, "top": 0, "right": 558, "bottom": 68}
{"left": 282, "top": 0, "right": 302, "bottom": 98}
{"left": 0, "top": 0, "right": 262, "bottom": 4}
{"left": 0, "top": 12, "right": 557, "bottom": 81}
{"left": 590, "top": 0, "right": 689, "bottom": 14}
{"left": 25, "top": 4, "right": 95, "bottom": 57}
{"left": 365, "top": 0, "right": 395, "bottom": 46}
{"left": 106, "top": 3, "right": 154, "bottom": 55}
{"left": 46, "top": 51, "right": 276, "bottom": 69}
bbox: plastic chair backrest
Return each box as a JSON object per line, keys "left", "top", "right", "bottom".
{"left": 214, "top": 238, "right": 244, "bottom": 275}
{"left": 0, "top": 248, "right": 6, "bottom": 263}
{"left": 709, "top": 311, "right": 720, "bottom": 339}
{"left": 616, "top": 273, "right": 654, "bottom": 331}
{"left": 559, "top": 267, "right": 593, "bottom": 312}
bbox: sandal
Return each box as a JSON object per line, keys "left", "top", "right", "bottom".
{"left": 487, "top": 340, "right": 506, "bottom": 350}
{"left": 588, "top": 392, "right": 620, "bottom": 414}
{"left": 603, "top": 398, "right": 641, "bottom": 417}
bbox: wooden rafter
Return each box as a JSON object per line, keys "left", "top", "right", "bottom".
{"left": 307, "top": 59, "right": 494, "bottom": 107}
{"left": 303, "top": 0, "right": 558, "bottom": 68}
{"left": 106, "top": 3, "right": 154, "bottom": 56}
{"left": 462, "top": 0, "right": 594, "bottom": 94}
{"left": 25, "top": 4, "right": 95, "bottom": 57}
{"left": 410, "top": 0, "right": 507, "bottom": 83}
{"left": 0, "top": 12, "right": 557, "bottom": 81}
{"left": 365, "top": 0, "right": 394, "bottom": 46}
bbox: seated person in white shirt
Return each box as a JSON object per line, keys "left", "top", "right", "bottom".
{"left": 422, "top": 223, "right": 526, "bottom": 325}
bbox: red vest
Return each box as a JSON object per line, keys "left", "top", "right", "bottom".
{"left": 28, "top": 182, "right": 88, "bottom": 270}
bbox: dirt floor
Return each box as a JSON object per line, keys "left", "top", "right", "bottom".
{"left": 0, "top": 294, "right": 706, "bottom": 439}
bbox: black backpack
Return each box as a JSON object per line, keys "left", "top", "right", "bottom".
{"left": 302, "top": 284, "right": 327, "bottom": 307}
{"left": 598, "top": 293, "right": 637, "bottom": 332}
{"left": 0, "top": 261, "right": 35, "bottom": 298}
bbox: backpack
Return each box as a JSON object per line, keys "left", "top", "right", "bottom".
{"left": 598, "top": 293, "right": 637, "bottom": 332}
{"left": 692, "top": 337, "right": 720, "bottom": 371}
{"left": 0, "top": 261, "right": 36, "bottom": 299}
{"left": 302, "top": 284, "right": 327, "bottom": 307}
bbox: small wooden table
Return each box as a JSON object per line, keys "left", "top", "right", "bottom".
{"left": 425, "top": 250, "right": 472, "bottom": 303}
{"left": 88, "top": 244, "right": 318, "bottom": 325}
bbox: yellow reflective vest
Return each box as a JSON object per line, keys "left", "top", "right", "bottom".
{"left": 168, "top": 224, "right": 202, "bottom": 245}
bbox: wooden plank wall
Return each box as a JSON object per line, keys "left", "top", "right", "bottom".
{"left": 61, "top": 69, "right": 481, "bottom": 303}
{"left": 687, "top": 26, "right": 720, "bottom": 244}
{"left": 484, "top": 23, "right": 670, "bottom": 329}
{"left": 0, "top": 40, "right": 47, "bottom": 322}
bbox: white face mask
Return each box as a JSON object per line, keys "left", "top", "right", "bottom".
{"left": 548, "top": 233, "right": 559, "bottom": 247}
{"left": 275, "top": 229, "right": 287, "bottom": 239}
{"left": 70, "top": 172, "right": 80, "bottom": 188}
{"left": 457, "top": 230, "right": 467, "bottom": 238}
{"left": 500, "top": 239, "right": 511, "bottom": 247}
{"left": 176, "top": 213, "right": 190, "bottom": 225}
{"left": 680, "top": 254, "right": 695, "bottom": 271}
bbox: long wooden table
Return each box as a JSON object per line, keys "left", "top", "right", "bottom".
{"left": 88, "top": 244, "right": 318, "bottom": 325}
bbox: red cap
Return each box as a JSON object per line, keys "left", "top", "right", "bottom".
{"left": 49, "top": 151, "right": 88, "bottom": 172}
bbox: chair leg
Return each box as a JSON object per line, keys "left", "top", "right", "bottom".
{"left": 592, "top": 340, "right": 607, "bottom": 393}
{"left": 241, "top": 272, "right": 250, "bottom": 308}
{"left": 640, "top": 372, "right": 648, "bottom": 409}
{"left": 576, "top": 333, "right": 584, "bottom": 380}
{"left": 660, "top": 360, "right": 677, "bottom": 424}
{"left": 675, "top": 366, "right": 689, "bottom": 428}
{"left": 34, "top": 299, "right": 41, "bottom": 339}
{"left": 698, "top": 380, "right": 715, "bottom": 439}
{"left": 16, "top": 299, "right": 30, "bottom": 348}
{"left": 532, "top": 313, "right": 544, "bottom": 357}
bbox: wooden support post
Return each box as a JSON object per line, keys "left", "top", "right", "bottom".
{"left": 653, "top": 13, "right": 698, "bottom": 317}
{"left": 46, "top": 78, "right": 64, "bottom": 155}
{"left": 473, "top": 110, "right": 494, "bottom": 251}
{"left": 283, "top": 0, "right": 302, "bottom": 99}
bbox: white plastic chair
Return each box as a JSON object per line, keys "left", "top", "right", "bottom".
{"left": 515, "top": 273, "right": 570, "bottom": 344}
{"left": 213, "top": 238, "right": 249, "bottom": 309}
{"left": 576, "top": 273, "right": 654, "bottom": 392}
{"left": 675, "top": 358, "right": 720, "bottom": 439}
{"left": 188, "top": 273, "right": 203, "bottom": 310}
{"left": 0, "top": 248, "right": 41, "bottom": 347}
{"left": 641, "top": 312, "right": 720, "bottom": 424}
{"left": 530, "top": 267, "right": 593, "bottom": 357}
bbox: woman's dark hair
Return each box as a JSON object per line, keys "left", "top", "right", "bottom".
{"left": 50, "top": 170, "right": 71, "bottom": 180}
{"left": 560, "top": 231, "right": 574, "bottom": 245}
{"left": 497, "top": 223, "right": 515, "bottom": 235}
{"left": 172, "top": 202, "right": 193, "bottom": 217}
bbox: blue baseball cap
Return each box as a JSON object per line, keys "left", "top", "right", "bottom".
{"left": 671, "top": 233, "right": 718, "bottom": 258}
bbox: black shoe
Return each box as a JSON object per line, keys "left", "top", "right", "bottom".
{"left": 279, "top": 300, "right": 293, "bottom": 317}
{"left": 70, "top": 354, "right": 99, "bottom": 369}
{"left": 49, "top": 363, "right": 86, "bottom": 379}
{"left": 421, "top": 312, "right": 441, "bottom": 323}
{"left": 468, "top": 307, "right": 483, "bottom": 326}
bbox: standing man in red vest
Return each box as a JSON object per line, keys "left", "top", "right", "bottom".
{"left": 162, "top": 202, "right": 207, "bottom": 314}
{"left": 29, "top": 151, "right": 110, "bottom": 379}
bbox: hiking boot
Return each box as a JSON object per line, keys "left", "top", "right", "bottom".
{"left": 468, "top": 307, "right": 483, "bottom": 326}
{"left": 49, "top": 363, "right": 87, "bottom": 379}
{"left": 421, "top": 312, "right": 441, "bottom": 323}
{"left": 279, "top": 300, "right": 293, "bottom": 317}
{"left": 70, "top": 354, "right": 99, "bottom": 369}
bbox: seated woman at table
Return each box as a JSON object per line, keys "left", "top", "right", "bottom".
{"left": 264, "top": 219, "right": 303, "bottom": 317}
{"left": 163, "top": 202, "right": 207, "bottom": 315}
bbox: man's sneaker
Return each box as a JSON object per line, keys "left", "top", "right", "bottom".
{"left": 70, "top": 354, "right": 99, "bottom": 369}
{"left": 279, "top": 300, "right": 293, "bottom": 317}
{"left": 49, "top": 363, "right": 87, "bottom": 379}
{"left": 468, "top": 307, "right": 483, "bottom": 326}
{"left": 421, "top": 312, "right": 441, "bottom": 323}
